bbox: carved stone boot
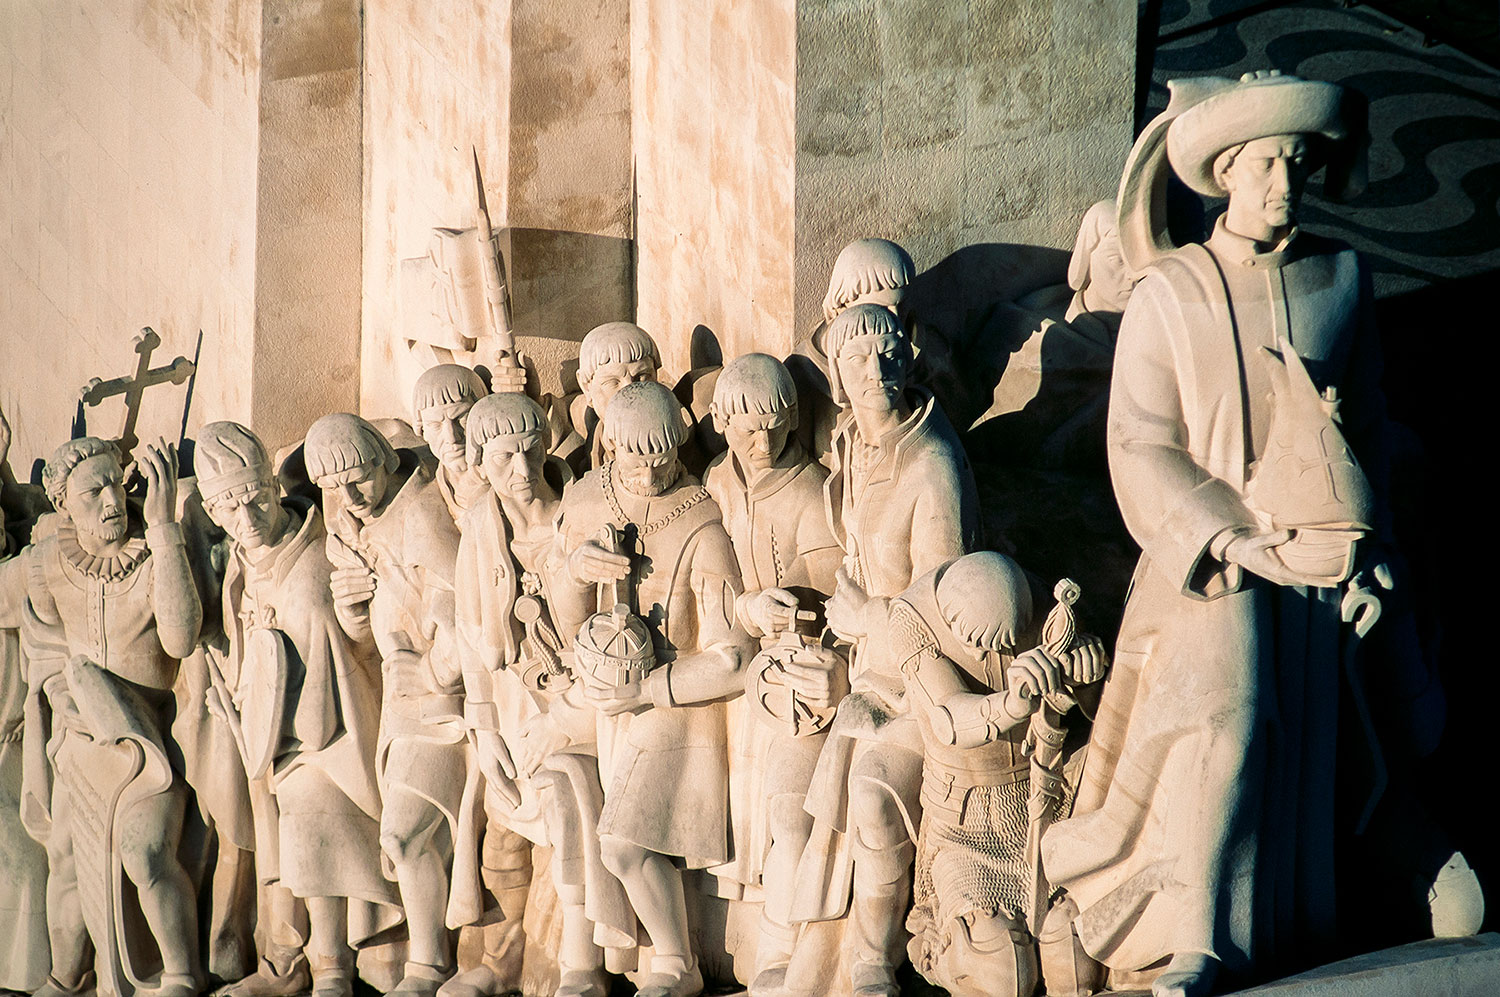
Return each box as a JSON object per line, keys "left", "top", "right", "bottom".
{"left": 218, "top": 952, "right": 312, "bottom": 997}
{"left": 1037, "top": 896, "right": 1104, "bottom": 997}
{"left": 1150, "top": 953, "right": 1218, "bottom": 997}
{"left": 31, "top": 972, "right": 95, "bottom": 997}
{"left": 155, "top": 972, "right": 201, "bottom": 997}
{"left": 633, "top": 955, "right": 703, "bottom": 997}
{"left": 308, "top": 952, "right": 356, "bottom": 997}
{"left": 389, "top": 962, "right": 453, "bottom": 997}
{"left": 848, "top": 874, "right": 912, "bottom": 997}
{"left": 748, "top": 916, "right": 798, "bottom": 996}
{"left": 553, "top": 968, "right": 610, "bottom": 997}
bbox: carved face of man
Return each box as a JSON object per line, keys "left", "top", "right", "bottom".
{"left": 585, "top": 358, "right": 657, "bottom": 416}
{"left": 836, "top": 332, "right": 908, "bottom": 413}
{"left": 205, "top": 481, "right": 288, "bottom": 551}
{"left": 64, "top": 453, "right": 128, "bottom": 543}
{"left": 419, "top": 399, "right": 477, "bottom": 474}
{"left": 613, "top": 447, "right": 680, "bottom": 497}
{"left": 316, "top": 461, "right": 390, "bottom": 521}
{"left": 479, "top": 432, "right": 548, "bottom": 503}
{"left": 724, "top": 410, "right": 793, "bottom": 473}
{"left": 1218, "top": 133, "right": 1313, "bottom": 242}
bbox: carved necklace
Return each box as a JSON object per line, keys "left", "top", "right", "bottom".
{"left": 599, "top": 459, "right": 710, "bottom": 537}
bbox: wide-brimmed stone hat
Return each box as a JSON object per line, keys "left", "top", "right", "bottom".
{"left": 1166, "top": 71, "right": 1366, "bottom": 198}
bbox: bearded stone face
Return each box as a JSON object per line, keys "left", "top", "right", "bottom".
{"left": 64, "top": 453, "right": 129, "bottom": 543}
{"left": 613, "top": 448, "right": 680, "bottom": 497}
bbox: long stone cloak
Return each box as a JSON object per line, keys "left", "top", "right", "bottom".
{"left": 1041, "top": 222, "right": 1389, "bottom": 981}
{"left": 220, "top": 501, "right": 400, "bottom": 941}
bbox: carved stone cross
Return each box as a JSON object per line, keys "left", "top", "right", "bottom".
{"left": 79, "top": 328, "right": 196, "bottom": 460}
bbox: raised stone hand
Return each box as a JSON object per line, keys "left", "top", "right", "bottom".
{"left": 825, "top": 568, "right": 870, "bottom": 641}
{"left": 487, "top": 351, "right": 530, "bottom": 395}
{"left": 1006, "top": 646, "right": 1064, "bottom": 704}
{"left": 138, "top": 437, "right": 180, "bottom": 527}
{"left": 779, "top": 651, "right": 843, "bottom": 710}
{"left": 513, "top": 713, "right": 573, "bottom": 778}
{"left": 743, "top": 587, "right": 800, "bottom": 637}
{"left": 1062, "top": 634, "right": 1109, "bottom": 685}
{"left": 474, "top": 729, "right": 522, "bottom": 809}
{"left": 330, "top": 561, "right": 377, "bottom": 613}
{"left": 1224, "top": 528, "right": 1331, "bottom": 588}
{"left": 568, "top": 539, "right": 631, "bottom": 586}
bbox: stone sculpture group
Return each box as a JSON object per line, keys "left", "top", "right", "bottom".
{"left": 0, "top": 73, "right": 1483, "bottom": 997}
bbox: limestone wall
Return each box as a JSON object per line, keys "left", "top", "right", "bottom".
{"left": 632, "top": 0, "right": 1134, "bottom": 365}
{"left": 0, "top": 0, "right": 262, "bottom": 474}
{"left": 362, "top": 0, "right": 632, "bottom": 420}
{"left": 793, "top": 0, "right": 1135, "bottom": 335}
{"left": 631, "top": 0, "right": 800, "bottom": 374}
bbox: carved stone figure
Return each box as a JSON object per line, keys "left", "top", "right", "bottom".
{"left": 1041, "top": 72, "right": 1396, "bottom": 997}
{"left": 786, "top": 239, "right": 917, "bottom": 465}
{"left": 20, "top": 437, "right": 203, "bottom": 997}
{"left": 0, "top": 406, "right": 48, "bottom": 992}
{"left": 547, "top": 322, "right": 663, "bottom": 474}
{"left": 196, "top": 422, "right": 400, "bottom": 997}
{"left": 452, "top": 391, "right": 634, "bottom": 997}
{"left": 413, "top": 364, "right": 491, "bottom": 521}
{"left": 701, "top": 353, "right": 847, "bottom": 992}
{"left": 791, "top": 303, "right": 981, "bottom": 997}
{"left": 548, "top": 381, "right": 755, "bottom": 997}
{"left": 888, "top": 553, "right": 1107, "bottom": 997}
{"left": 305, "top": 414, "right": 479, "bottom": 997}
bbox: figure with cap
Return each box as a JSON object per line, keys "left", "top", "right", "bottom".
{"left": 788, "top": 301, "right": 980, "bottom": 997}
{"left": 19, "top": 436, "right": 203, "bottom": 997}
{"left": 449, "top": 391, "right": 635, "bottom": 997}
{"left": 304, "top": 413, "right": 479, "bottom": 997}
{"left": 884, "top": 552, "right": 1107, "bottom": 997}
{"left": 545, "top": 380, "right": 755, "bottom": 997}
{"left": 412, "top": 363, "right": 491, "bottom": 522}
{"left": 786, "top": 238, "right": 917, "bottom": 464}
{"left": 542, "top": 321, "right": 664, "bottom": 474}
{"left": 1040, "top": 71, "right": 1419, "bottom": 997}
{"left": 699, "top": 353, "right": 847, "bottom": 992}
{"left": 197, "top": 421, "right": 400, "bottom": 997}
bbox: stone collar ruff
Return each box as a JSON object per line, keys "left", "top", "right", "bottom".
{"left": 56, "top": 519, "right": 149, "bottom": 581}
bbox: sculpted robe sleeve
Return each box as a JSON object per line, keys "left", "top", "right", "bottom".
{"left": 1108, "top": 272, "right": 1258, "bottom": 598}
{"left": 644, "top": 523, "right": 752, "bottom": 708}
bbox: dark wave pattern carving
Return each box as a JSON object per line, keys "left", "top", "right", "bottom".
{"left": 1144, "top": 0, "right": 1500, "bottom": 297}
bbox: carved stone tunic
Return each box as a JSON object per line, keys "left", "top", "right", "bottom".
{"left": 221, "top": 503, "right": 398, "bottom": 936}
{"left": 550, "top": 469, "right": 748, "bottom": 866}
{"left": 1043, "top": 222, "right": 1387, "bottom": 979}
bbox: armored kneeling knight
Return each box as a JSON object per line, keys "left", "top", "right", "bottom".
{"left": 892, "top": 552, "right": 1107, "bottom": 997}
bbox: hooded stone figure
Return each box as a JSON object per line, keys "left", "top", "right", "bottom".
{"left": 1040, "top": 72, "right": 1407, "bottom": 997}
{"left": 304, "top": 413, "right": 480, "bottom": 997}
{"left": 197, "top": 420, "right": 400, "bottom": 997}
{"left": 411, "top": 363, "right": 491, "bottom": 522}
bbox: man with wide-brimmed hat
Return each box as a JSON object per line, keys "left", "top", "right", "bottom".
{"left": 1041, "top": 72, "right": 1393, "bottom": 997}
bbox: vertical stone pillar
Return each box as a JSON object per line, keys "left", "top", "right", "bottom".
{"left": 634, "top": 0, "right": 1136, "bottom": 371}
{"left": 252, "top": 0, "right": 363, "bottom": 453}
